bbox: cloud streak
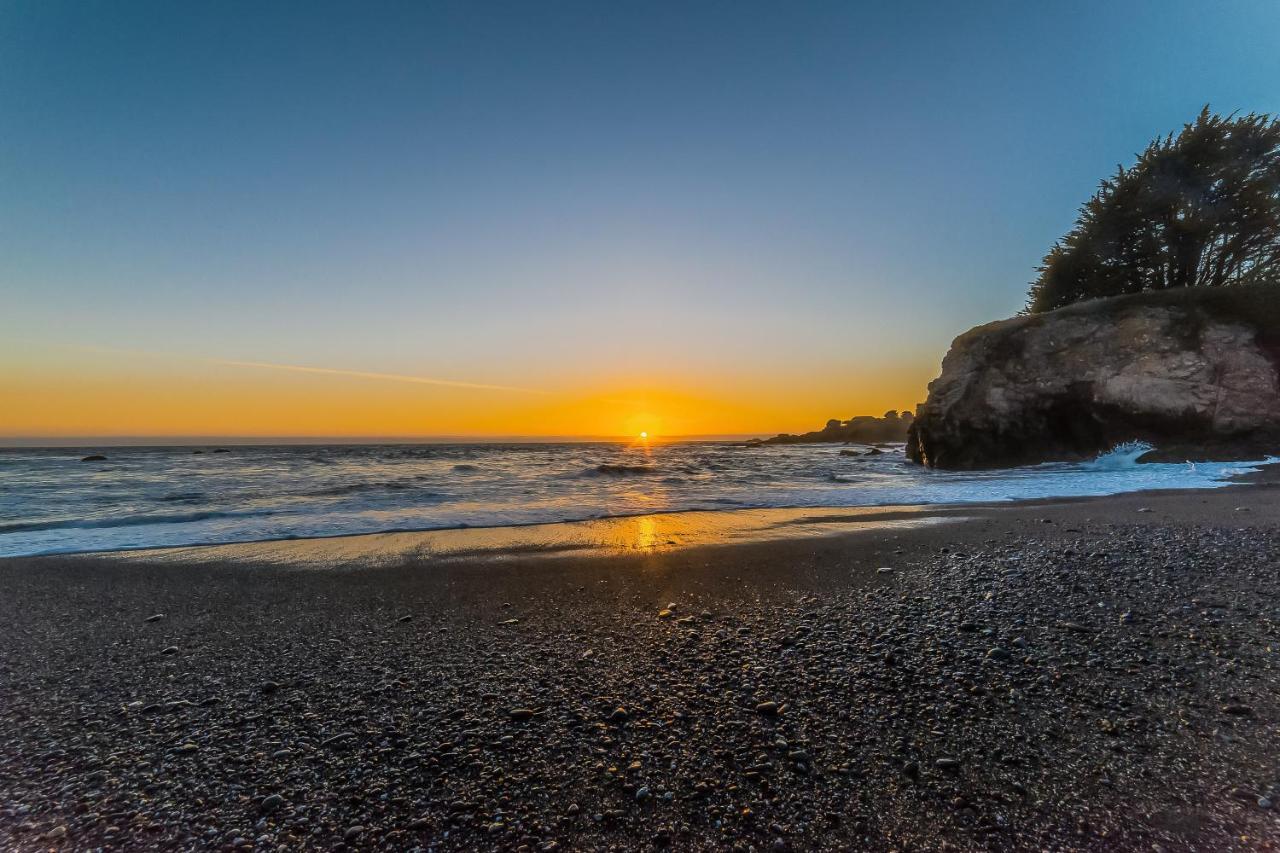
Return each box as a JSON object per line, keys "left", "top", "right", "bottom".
{"left": 210, "top": 358, "right": 547, "bottom": 394}
{"left": 72, "top": 345, "right": 548, "bottom": 395}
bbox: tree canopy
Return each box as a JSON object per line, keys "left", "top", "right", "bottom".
{"left": 1026, "top": 107, "right": 1280, "bottom": 313}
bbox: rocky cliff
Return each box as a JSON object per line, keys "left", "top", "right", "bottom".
{"left": 907, "top": 287, "right": 1280, "bottom": 469}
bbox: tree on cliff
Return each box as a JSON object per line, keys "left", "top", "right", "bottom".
{"left": 1026, "top": 107, "right": 1280, "bottom": 313}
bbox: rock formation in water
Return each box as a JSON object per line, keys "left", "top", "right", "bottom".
{"left": 758, "top": 411, "right": 914, "bottom": 445}
{"left": 907, "top": 287, "right": 1280, "bottom": 469}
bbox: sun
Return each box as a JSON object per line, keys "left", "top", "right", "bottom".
{"left": 639, "top": 431, "right": 648, "bottom": 439}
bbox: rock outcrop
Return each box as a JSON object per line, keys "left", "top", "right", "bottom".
{"left": 907, "top": 288, "right": 1280, "bottom": 469}
{"left": 758, "top": 411, "right": 913, "bottom": 446}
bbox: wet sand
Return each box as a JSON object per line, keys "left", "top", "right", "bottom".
{"left": 3, "top": 481, "right": 1280, "bottom": 850}
{"left": 102, "top": 505, "right": 963, "bottom": 567}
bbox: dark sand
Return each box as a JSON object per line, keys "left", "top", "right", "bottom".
{"left": 3, "top": 481, "right": 1280, "bottom": 851}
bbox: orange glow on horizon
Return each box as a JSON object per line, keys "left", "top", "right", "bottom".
{"left": 1, "top": 343, "right": 938, "bottom": 440}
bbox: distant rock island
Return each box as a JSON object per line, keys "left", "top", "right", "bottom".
{"left": 907, "top": 286, "right": 1280, "bottom": 469}
{"left": 753, "top": 411, "right": 914, "bottom": 446}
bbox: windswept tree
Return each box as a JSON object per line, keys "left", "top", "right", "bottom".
{"left": 1027, "top": 107, "right": 1280, "bottom": 313}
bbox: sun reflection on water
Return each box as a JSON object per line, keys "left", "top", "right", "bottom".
{"left": 627, "top": 514, "right": 664, "bottom": 550}
{"left": 121, "top": 507, "right": 949, "bottom": 567}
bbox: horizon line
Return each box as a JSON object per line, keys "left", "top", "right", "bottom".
{"left": 0, "top": 433, "right": 781, "bottom": 448}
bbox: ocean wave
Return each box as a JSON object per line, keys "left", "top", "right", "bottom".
{"left": 1083, "top": 440, "right": 1155, "bottom": 471}
{"left": 1, "top": 441, "right": 1271, "bottom": 559}
{"left": 159, "top": 492, "right": 206, "bottom": 503}
{"left": 587, "top": 464, "right": 659, "bottom": 476}
{"left": 452, "top": 464, "right": 479, "bottom": 472}
{"left": 306, "top": 480, "right": 445, "bottom": 497}
{"left": 0, "top": 509, "right": 279, "bottom": 535}
{"left": 382, "top": 448, "right": 435, "bottom": 459}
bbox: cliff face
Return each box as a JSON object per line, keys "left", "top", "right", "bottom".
{"left": 907, "top": 289, "right": 1280, "bottom": 469}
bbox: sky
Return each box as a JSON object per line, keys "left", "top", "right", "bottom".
{"left": 3, "top": 1, "right": 1279, "bottom": 440}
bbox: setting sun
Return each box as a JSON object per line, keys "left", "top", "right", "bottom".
{"left": 639, "top": 431, "right": 648, "bottom": 439}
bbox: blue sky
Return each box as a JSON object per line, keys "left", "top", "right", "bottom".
{"left": 3, "top": 1, "right": 1279, "bottom": 436}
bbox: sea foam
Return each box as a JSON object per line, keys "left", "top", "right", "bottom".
{"left": 0, "top": 441, "right": 1269, "bottom": 557}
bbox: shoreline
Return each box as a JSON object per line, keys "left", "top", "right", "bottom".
{"left": 89, "top": 505, "right": 964, "bottom": 566}
{"left": 3, "top": 483, "right": 1280, "bottom": 850}
{"left": 7, "top": 504, "right": 958, "bottom": 563}
{"left": 7, "top": 458, "right": 1279, "bottom": 564}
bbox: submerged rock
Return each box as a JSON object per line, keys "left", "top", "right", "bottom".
{"left": 907, "top": 288, "right": 1280, "bottom": 469}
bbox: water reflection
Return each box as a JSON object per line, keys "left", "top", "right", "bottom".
{"left": 628, "top": 515, "right": 662, "bottom": 550}
{"left": 118, "top": 506, "right": 956, "bottom": 567}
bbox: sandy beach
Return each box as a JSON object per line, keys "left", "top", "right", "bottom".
{"left": 3, "top": 482, "right": 1280, "bottom": 851}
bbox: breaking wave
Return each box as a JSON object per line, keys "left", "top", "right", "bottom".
{"left": 1082, "top": 441, "right": 1156, "bottom": 471}
{"left": 305, "top": 479, "right": 443, "bottom": 497}
{"left": 0, "top": 509, "right": 279, "bottom": 535}
{"left": 587, "top": 464, "right": 659, "bottom": 476}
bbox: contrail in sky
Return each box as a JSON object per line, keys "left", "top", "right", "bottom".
{"left": 212, "top": 358, "right": 548, "bottom": 394}
{"left": 70, "top": 345, "right": 548, "bottom": 395}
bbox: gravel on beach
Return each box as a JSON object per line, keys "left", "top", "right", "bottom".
{"left": 2, "top": 488, "right": 1280, "bottom": 851}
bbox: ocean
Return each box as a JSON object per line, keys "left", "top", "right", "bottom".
{"left": 0, "top": 440, "right": 1270, "bottom": 558}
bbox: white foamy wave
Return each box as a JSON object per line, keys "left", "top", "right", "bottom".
{"left": 1082, "top": 440, "right": 1155, "bottom": 471}
{"left": 0, "top": 509, "right": 280, "bottom": 535}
